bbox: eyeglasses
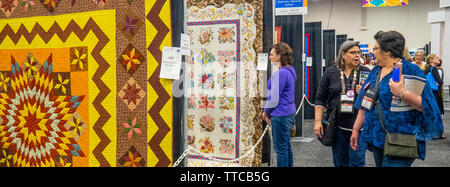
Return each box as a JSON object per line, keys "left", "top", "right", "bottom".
{"left": 372, "top": 47, "right": 380, "bottom": 51}
{"left": 347, "top": 51, "right": 361, "bottom": 56}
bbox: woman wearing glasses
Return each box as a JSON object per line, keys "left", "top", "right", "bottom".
{"left": 314, "top": 41, "right": 370, "bottom": 167}
{"left": 350, "top": 31, "right": 443, "bottom": 167}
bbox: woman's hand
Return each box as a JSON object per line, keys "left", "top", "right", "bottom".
{"left": 356, "top": 80, "right": 364, "bottom": 95}
{"left": 351, "top": 109, "right": 365, "bottom": 150}
{"left": 314, "top": 120, "right": 323, "bottom": 138}
{"left": 262, "top": 112, "right": 271, "bottom": 124}
{"left": 350, "top": 130, "right": 360, "bottom": 151}
{"left": 389, "top": 75, "right": 405, "bottom": 96}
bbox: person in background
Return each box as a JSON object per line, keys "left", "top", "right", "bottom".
{"left": 424, "top": 54, "right": 446, "bottom": 139}
{"left": 365, "top": 57, "right": 375, "bottom": 70}
{"left": 314, "top": 41, "right": 370, "bottom": 167}
{"left": 350, "top": 31, "right": 443, "bottom": 167}
{"left": 437, "top": 58, "right": 446, "bottom": 139}
{"left": 403, "top": 46, "right": 414, "bottom": 62}
{"left": 413, "top": 49, "right": 425, "bottom": 70}
{"left": 437, "top": 58, "right": 445, "bottom": 100}
{"left": 262, "top": 42, "right": 297, "bottom": 167}
{"left": 437, "top": 58, "right": 444, "bottom": 99}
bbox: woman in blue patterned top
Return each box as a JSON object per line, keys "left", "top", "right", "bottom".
{"left": 350, "top": 31, "right": 443, "bottom": 167}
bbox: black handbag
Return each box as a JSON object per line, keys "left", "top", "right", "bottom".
{"left": 319, "top": 97, "right": 339, "bottom": 146}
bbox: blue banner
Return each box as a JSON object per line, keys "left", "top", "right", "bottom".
{"left": 275, "top": 0, "right": 303, "bottom": 8}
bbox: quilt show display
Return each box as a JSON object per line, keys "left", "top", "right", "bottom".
{"left": 0, "top": 0, "right": 174, "bottom": 167}
{"left": 185, "top": 0, "right": 264, "bottom": 167}
{"left": 362, "top": 0, "right": 408, "bottom": 7}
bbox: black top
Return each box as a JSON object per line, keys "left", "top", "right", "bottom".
{"left": 315, "top": 65, "right": 371, "bottom": 130}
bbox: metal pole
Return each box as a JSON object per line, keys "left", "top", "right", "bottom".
{"left": 301, "top": 15, "right": 305, "bottom": 139}
{"left": 270, "top": 0, "right": 275, "bottom": 167}
{"left": 182, "top": 0, "right": 188, "bottom": 167}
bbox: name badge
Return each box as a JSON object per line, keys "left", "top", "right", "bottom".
{"left": 341, "top": 94, "right": 354, "bottom": 102}
{"left": 340, "top": 103, "right": 354, "bottom": 113}
{"left": 361, "top": 87, "right": 378, "bottom": 110}
{"left": 340, "top": 93, "right": 354, "bottom": 113}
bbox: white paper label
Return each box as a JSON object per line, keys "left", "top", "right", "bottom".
{"left": 160, "top": 47, "right": 182, "bottom": 80}
{"left": 340, "top": 103, "right": 354, "bottom": 113}
{"left": 257, "top": 53, "right": 269, "bottom": 71}
{"left": 180, "top": 33, "right": 191, "bottom": 56}
{"left": 306, "top": 57, "right": 313, "bottom": 67}
{"left": 361, "top": 96, "right": 373, "bottom": 110}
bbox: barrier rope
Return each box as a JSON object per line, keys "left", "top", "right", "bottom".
{"left": 303, "top": 95, "right": 316, "bottom": 107}
{"left": 173, "top": 122, "right": 271, "bottom": 167}
{"left": 172, "top": 94, "right": 316, "bottom": 167}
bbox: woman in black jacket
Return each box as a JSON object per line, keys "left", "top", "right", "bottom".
{"left": 424, "top": 54, "right": 446, "bottom": 139}
{"left": 314, "top": 41, "right": 371, "bottom": 167}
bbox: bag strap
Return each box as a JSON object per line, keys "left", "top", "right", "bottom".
{"left": 374, "top": 69, "right": 388, "bottom": 133}
{"left": 375, "top": 101, "right": 388, "bottom": 133}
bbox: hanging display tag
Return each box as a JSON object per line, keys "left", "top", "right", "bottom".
{"left": 160, "top": 47, "right": 182, "bottom": 80}
{"left": 257, "top": 53, "right": 269, "bottom": 71}
{"left": 180, "top": 33, "right": 191, "bottom": 56}
{"left": 306, "top": 57, "right": 313, "bottom": 67}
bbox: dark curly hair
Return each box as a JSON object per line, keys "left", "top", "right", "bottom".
{"left": 374, "top": 31, "right": 405, "bottom": 59}
{"left": 271, "top": 42, "right": 293, "bottom": 67}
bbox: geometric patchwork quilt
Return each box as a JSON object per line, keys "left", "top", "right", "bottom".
{"left": 0, "top": 0, "right": 174, "bottom": 167}
{"left": 362, "top": 0, "right": 408, "bottom": 7}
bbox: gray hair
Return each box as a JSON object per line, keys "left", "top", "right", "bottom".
{"left": 413, "top": 48, "right": 425, "bottom": 61}
{"left": 414, "top": 49, "right": 424, "bottom": 56}
{"left": 334, "top": 41, "right": 360, "bottom": 70}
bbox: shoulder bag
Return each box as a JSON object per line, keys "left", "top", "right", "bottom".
{"left": 319, "top": 97, "right": 339, "bottom": 146}
{"left": 426, "top": 66, "right": 438, "bottom": 91}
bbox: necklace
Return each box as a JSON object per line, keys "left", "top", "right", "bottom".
{"left": 340, "top": 66, "right": 359, "bottom": 97}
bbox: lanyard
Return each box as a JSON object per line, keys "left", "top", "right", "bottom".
{"left": 340, "top": 66, "right": 359, "bottom": 95}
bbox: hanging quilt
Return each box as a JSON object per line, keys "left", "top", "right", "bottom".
{"left": 362, "top": 0, "right": 408, "bottom": 7}
{"left": 186, "top": 0, "right": 264, "bottom": 167}
{"left": 0, "top": 0, "right": 174, "bottom": 167}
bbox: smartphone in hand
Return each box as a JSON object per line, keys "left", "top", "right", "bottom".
{"left": 392, "top": 62, "right": 402, "bottom": 82}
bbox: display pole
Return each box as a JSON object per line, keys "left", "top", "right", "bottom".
{"left": 301, "top": 15, "right": 305, "bottom": 139}
{"left": 182, "top": 0, "right": 188, "bottom": 167}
